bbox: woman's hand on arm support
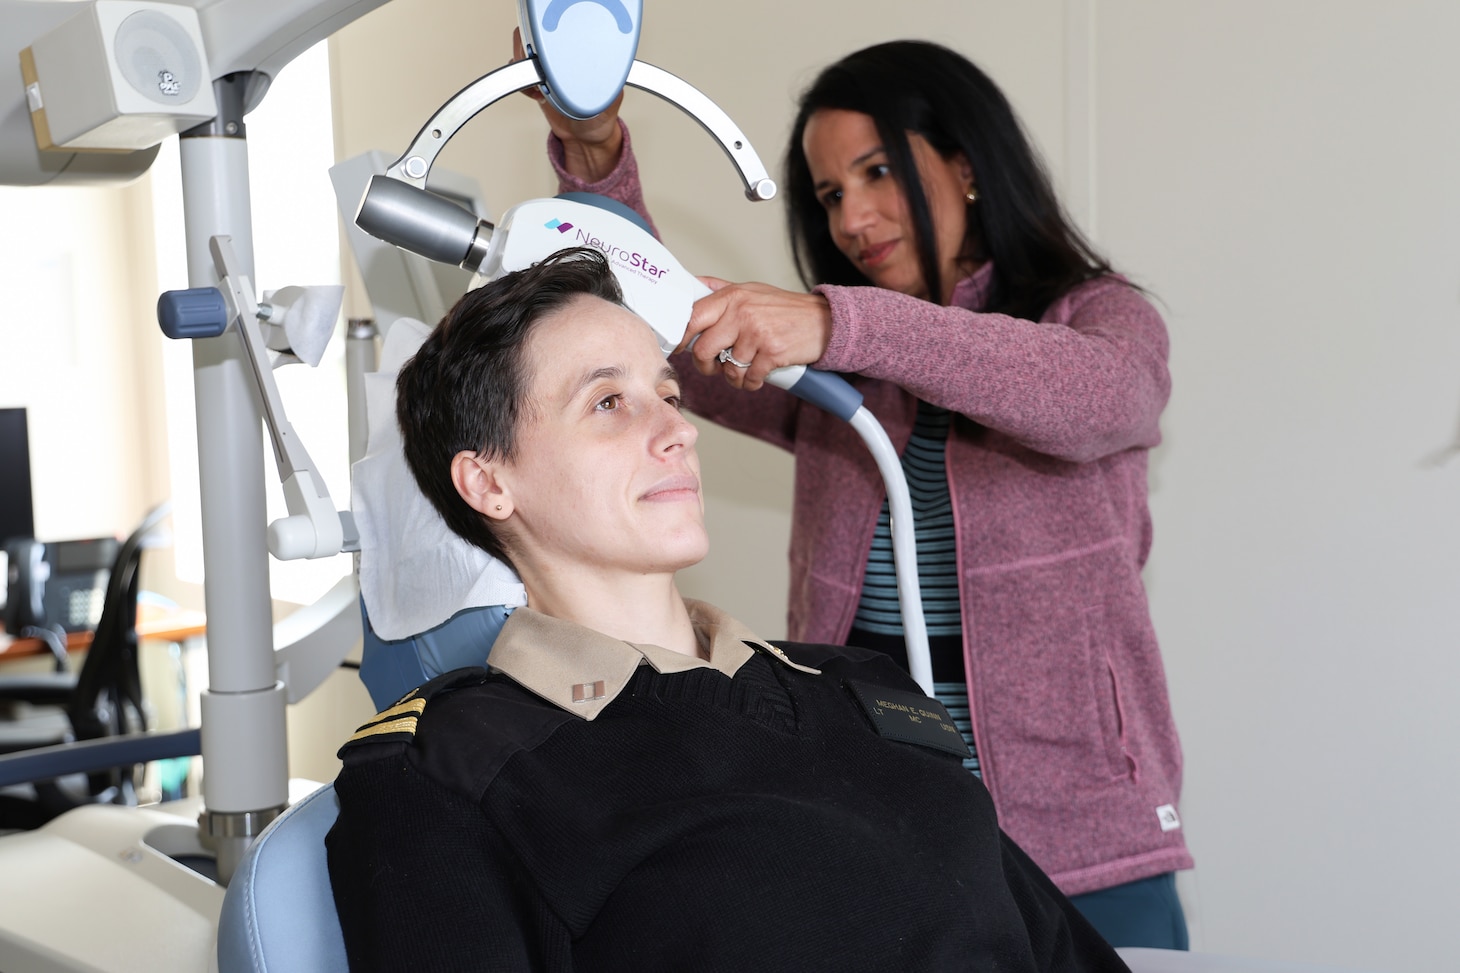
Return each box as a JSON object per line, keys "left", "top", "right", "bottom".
{"left": 680, "top": 277, "right": 835, "bottom": 392}
{"left": 513, "top": 27, "right": 623, "bottom": 181}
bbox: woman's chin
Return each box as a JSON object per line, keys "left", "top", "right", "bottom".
{"left": 660, "top": 530, "right": 711, "bottom": 574}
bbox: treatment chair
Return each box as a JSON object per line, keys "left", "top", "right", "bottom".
{"left": 216, "top": 782, "right": 347, "bottom": 973}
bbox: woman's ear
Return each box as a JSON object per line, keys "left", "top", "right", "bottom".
{"left": 956, "top": 152, "right": 975, "bottom": 194}
{"left": 451, "top": 450, "right": 514, "bottom": 521}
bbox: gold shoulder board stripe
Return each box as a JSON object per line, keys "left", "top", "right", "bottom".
{"left": 374, "top": 697, "right": 427, "bottom": 723}
{"left": 347, "top": 715, "right": 419, "bottom": 744}
{"left": 345, "top": 697, "right": 428, "bottom": 744}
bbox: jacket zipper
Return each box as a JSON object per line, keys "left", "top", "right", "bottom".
{"left": 944, "top": 429, "right": 987, "bottom": 786}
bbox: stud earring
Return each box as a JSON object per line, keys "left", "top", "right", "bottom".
{"left": 495, "top": 505, "right": 503, "bottom": 511}
{"left": 965, "top": 188, "right": 979, "bottom": 204}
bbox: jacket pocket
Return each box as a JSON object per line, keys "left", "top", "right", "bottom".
{"left": 965, "top": 545, "right": 1138, "bottom": 807}
{"left": 1086, "top": 605, "right": 1135, "bottom": 782}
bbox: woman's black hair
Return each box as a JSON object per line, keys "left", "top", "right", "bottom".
{"left": 396, "top": 247, "right": 624, "bottom": 565}
{"left": 785, "top": 40, "right": 1112, "bottom": 319}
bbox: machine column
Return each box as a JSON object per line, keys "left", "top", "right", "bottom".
{"left": 178, "top": 72, "right": 288, "bottom": 885}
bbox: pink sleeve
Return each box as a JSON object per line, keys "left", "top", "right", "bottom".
{"left": 547, "top": 119, "right": 658, "bottom": 238}
{"left": 813, "top": 277, "right": 1171, "bottom": 463}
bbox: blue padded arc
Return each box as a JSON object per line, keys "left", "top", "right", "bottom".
{"left": 556, "top": 191, "right": 653, "bottom": 235}
{"left": 358, "top": 600, "right": 511, "bottom": 711}
{"left": 216, "top": 784, "right": 346, "bottom": 973}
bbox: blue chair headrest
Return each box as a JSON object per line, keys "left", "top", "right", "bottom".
{"left": 357, "top": 600, "right": 511, "bottom": 710}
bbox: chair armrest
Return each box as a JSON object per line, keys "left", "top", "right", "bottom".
{"left": 0, "top": 728, "right": 200, "bottom": 788}
{"left": 0, "top": 672, "right": 78, "bottom": 706}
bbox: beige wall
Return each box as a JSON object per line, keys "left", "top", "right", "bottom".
{"left": 1098, "top": 5, "right": 1460, "bottom": 970}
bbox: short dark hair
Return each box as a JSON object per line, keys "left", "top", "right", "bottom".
{"left": 396, "top": 247, "right": 624, "bottom": 564}
{"left": 785, "top": 40, "right": 1112, "bottom": 320}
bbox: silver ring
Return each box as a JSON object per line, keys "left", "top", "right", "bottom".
{"left": 717, "top": 347, "right": 751, "bottom": 368}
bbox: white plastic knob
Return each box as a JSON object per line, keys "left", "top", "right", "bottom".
{"left": 267, "top": 515, "right": 316, "bottom": 561}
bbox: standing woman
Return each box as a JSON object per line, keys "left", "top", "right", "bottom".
{"left": 533, "top": 38, "right": 1192, "bottom": 948}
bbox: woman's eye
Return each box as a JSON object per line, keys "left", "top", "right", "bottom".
{"left": 664, "top": 394, "right": 683, "bottom": 411}
{"left": 595, "top": 394, "right": 623, "bottom": 412}
{"left": 819, "top": 189, "right": 842, "bottom": 209}
{"left": 867, "top": 163, "right": 891, "bottom": 181}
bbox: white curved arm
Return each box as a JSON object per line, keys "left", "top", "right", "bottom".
{"left": 383, "top": 57, "right": 775, "bottom": 202}
{"left": 847, "top": 407, "right": 933, "bottom": 695}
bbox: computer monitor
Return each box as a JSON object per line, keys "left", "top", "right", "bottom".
{"left": 0, "top": 407, "right": 35, "bottom": 546}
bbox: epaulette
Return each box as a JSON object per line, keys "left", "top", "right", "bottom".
{"left": 337, "top": 666, "right": 491, "bottom": 757}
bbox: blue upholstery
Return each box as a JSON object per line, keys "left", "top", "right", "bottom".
{"left": 216, "top": 784, "right": 347, "bottom": 973}
{"left": 358, "top": 600, "right": 511, "bottom": 711}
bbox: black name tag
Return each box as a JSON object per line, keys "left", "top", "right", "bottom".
{"left": 844, "top": 680, "right": 972, "bottom": 759}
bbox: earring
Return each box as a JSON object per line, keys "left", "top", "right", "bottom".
{"left": 495, "top": 504, "right": 503, "bottom": 511}
{"left": 965, "top": 188, "right": 979, "bottom": 204}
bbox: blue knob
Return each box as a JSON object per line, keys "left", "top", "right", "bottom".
{"left": 157, "top": 287, "right": 229, "bottom": 339}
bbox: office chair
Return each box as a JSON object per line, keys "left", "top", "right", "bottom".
{"left": 0, "top": 502, "right": 171, "bottom": 827}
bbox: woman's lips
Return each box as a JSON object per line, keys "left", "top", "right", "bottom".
{"left": 641, "top": 473, "right": 701, "bottom": 503}
{"left": 858, "top": 240, "right": 897, "bottom": 268}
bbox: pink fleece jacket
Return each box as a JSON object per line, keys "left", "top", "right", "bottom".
{"left": 550, "top": 126, "right": 1193, "bottom": 895}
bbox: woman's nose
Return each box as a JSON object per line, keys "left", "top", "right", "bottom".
{"left": 655, "top": 402, "right": 699, "bottom": 453}
{"left": 835, "top": 187, "right": 877, "bottom": 238}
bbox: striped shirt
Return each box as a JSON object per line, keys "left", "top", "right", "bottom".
{"left": 853, "top": 400, "right": 962, "bottom": 638}
{"left": 850, "top": 400, "right": 978, "bottom": 775}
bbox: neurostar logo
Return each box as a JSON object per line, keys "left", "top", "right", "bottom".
{"left": 544, "top": 218, "right": 574, "bottom": 233}
{"left": 571, "top": 225, "right": 671, "bottom": 280}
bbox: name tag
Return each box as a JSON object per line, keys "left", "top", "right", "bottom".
{"left": 844, "top": 679, "right": 972, "bottom": 759}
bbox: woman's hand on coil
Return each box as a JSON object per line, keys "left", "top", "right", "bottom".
{"left": 681, "top": 278, "right": 834, "bottom": 392}
{"left": 512, "top": 28, "right": 624, "bottom": 180}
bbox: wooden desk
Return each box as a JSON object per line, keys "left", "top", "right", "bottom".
{"left": 0, "top": 605, "right": 206, "bottom": 662}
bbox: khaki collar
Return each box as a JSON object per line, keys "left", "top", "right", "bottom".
{"left": 487, "top": 599, "right": 819, "bottom": 720}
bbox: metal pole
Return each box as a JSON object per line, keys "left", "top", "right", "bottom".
{"left": 178, "top": 72, "right": 287, "bottom": 885}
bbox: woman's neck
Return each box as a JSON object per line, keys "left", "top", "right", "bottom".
{"left": 519, "top": 565, "right": 702, "bottom": 659}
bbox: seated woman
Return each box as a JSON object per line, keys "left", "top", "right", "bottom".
{"left": 325, "top": 248, "right": 1128, "bottom": 973}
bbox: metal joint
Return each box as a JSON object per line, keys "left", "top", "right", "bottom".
{"left": 182, "top": 72, "right": 255, "bottom": 140}
{"left": 462, "top": 221, "right": 496, "bottom": 275}
{"left": 199, "top": 804, "right": 285, "bottom": 841}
